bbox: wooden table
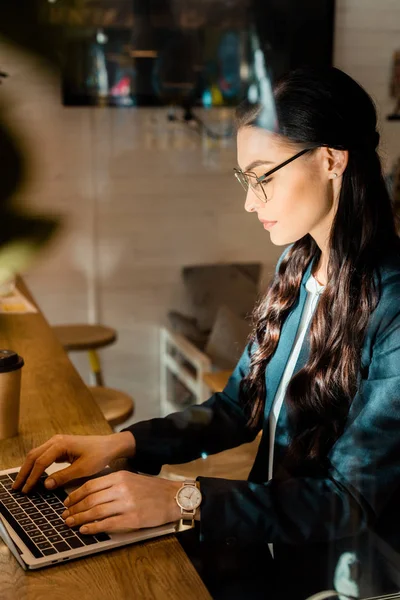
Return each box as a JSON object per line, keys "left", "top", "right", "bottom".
{"left": 0, "top": 279, "right": 210, "bottom": 600}
{"left": 202, "top": 369, "right": 233, "bottom": 393}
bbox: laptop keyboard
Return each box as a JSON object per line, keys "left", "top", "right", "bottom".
{"left": 0, "top": 472, "right": 110, "bottom": 559}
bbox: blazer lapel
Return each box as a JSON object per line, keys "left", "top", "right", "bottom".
{"left": 263, "top": 256, "right": 315, "bottom": 422}
{"left": 248, "top": 255, "right": 316, "bottom": 483}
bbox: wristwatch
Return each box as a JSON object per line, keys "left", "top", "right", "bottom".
{"left": 175, "top": 479, "right": 202, "bottom": 527}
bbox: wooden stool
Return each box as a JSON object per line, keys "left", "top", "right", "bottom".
{"left": 53, "top": 324, "right": 134, "bottom": 427}
{"left": 89, "top": 386, "right": 135, "bottom": 428}
{"left": 53, "top": 324, "right": 117, "bottom": 386}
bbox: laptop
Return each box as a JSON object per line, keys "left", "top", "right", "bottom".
{"left": 0, "top": 461, "right": 190, "bottom": 570}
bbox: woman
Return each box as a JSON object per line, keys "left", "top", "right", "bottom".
{"left": 12, "top": 66, "right": 400, "bottom": 599}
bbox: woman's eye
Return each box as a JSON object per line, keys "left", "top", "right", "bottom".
{"left": 261, "top": 177, "right": 273, "bottom": 187}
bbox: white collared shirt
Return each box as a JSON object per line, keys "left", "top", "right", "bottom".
{"left": 268, "top": 273, "right": 325, "bottom": 558}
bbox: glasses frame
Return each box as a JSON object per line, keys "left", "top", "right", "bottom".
{"left": 234, "top": 146, "right": 318, "bottom": 203}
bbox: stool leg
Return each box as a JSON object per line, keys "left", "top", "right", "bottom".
{"left": 88, "top": 350, "right": 105, "bottom": 386}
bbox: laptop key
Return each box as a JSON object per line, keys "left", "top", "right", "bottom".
{"left": 94, "top": 532, "right": 111, "bottom": 542}
{"left": 16, "top": 498, "right": 32, "bottom": 506}
{"left": 10, "top": 503, "right": 25, "bottom": 511}
{"left": 42, "top": 548, "right": 57, "bottom": 556}
{"left": 0, "top": 475, "right": 11, "bottom": 482}
{"left": 76, "top": 533, "right": 98, "bottom": 545}
{"left": 40, "top": 492, "right": 56, "bottom": 500}
{"left": 53, "top": 507, "right": 66, "bottom": 515}
{"left": 46, "top": 497, "right": 62, "bottom": 505}
{"left": 3, "top": 502, "right": 18, "bottom": 511}
{"left": 31, "top": 533, "right": 47, "bottom": 543}
{"left": 46, "top": 511, "right": 60, "bottom": 519}
{"left": 47, "top": 515, "right": 64, "bottom": 525}
{"left": 34, "top": 517, "right": 48, "bottom": 526}
{"left": 53, "top": 541, "right": 71, "bottom": 553}
{"left": 29, "top": 514, "right": 42, "bottom": 522}
{"left": 7, "top": 473, "right": 18, "bottom": 481}
{"left": 2, "top": 498, "right": 17, "bottom": 506}
{"left": 30, "top": 497, "right": 45, "bottom": 505}
{"left": 60, "top": 530, "right": 76, "bottom": 538}
{"left": 65, "top": 536, "right": 84, "bottom": 548}
{"left": 24, "top": 524, "right": 39, "bottom": 532}
{"left": 47, "top": 534, "right": 63, "bottom": 544}
{"left": 41, "top": 508, "right": 55, "bottom": 516}
{"left": 19, "top": 518, "right": 32, "bottom": 526}
{"left": 26, "top": 493, "right": 40, "bottom": 500}
{"left": 37, "top": 541, "right": 53, "bottom": 550}
{"left": 25, "top": 507, "right": 40, "bottom": 515}
{"left": 30, "top": 528, "right": 44, "bottom": 536}
{"left": 29, "top": 512, "right": 43, "bottom": 520}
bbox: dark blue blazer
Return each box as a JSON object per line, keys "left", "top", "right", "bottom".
{"left": 123, "top": 246, "right": 400, "bottom": 598}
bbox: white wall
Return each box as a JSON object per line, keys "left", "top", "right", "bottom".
{"left": 334, "top": 0, "right": 400, "bottom": 170}
{"left": 1, "top": 0, "right": 399, "bottom": 427}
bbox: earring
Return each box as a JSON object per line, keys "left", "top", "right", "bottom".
{"left": 332, "top": 173, "right": 338, "bottom": 178}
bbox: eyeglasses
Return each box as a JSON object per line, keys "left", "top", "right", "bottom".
{"left": 233, "top": 147, "right": 317, "bottom": 203}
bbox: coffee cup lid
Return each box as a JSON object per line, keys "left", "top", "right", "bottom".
{"left": 0, "top": 350, "right": 24, "bottom": 373}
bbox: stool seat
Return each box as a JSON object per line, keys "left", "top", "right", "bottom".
{"left": 53, "top": 324, "right": 117, "bottom": 351}
{"left": 90, "top": 386, "right": 135, "bottom": 428}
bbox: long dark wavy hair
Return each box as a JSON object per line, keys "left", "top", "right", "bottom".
{"left": 237, "top": 66, "right": 400, "bottom": 467}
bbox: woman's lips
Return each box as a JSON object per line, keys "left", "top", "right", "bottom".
{"left": 260, "top": 220, "right": 277, "bottom": 230}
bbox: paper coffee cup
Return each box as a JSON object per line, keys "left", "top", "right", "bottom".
{"left": 0, "top": 350, "right": 24, "bottom": 440}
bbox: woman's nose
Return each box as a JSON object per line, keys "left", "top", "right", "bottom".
{"left": 244, "top": 188, "right": 262, "bottom": 213}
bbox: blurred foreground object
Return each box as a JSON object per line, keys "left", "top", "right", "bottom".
{"left": 0, "top": 1, "right": 60, "bottom": 285}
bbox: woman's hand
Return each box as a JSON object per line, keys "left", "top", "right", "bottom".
{"left": 60, "top": 470, "right": 182, "bottom": 535}
{"left": 12, "top": 432, "right": 136, "bottom": 494}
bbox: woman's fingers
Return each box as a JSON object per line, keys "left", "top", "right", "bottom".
{"left": 61, "top": 473, "right": 137, "bottom": 534}
{"left": 19, "top": 444, "right": 69, "bottom": 493}
{"left": 64, "top": 501, "right": 121, "bottom": 529}
{"left": 79, "top": 515, "right": 133, "bottom": 536}
{"left": 62, "top": 487, "right": 116, "bottom": 520}
{"left": 12, "top": 438, "right": 55, "bottom": 490}
{"left": 64, "top": 472, "right": 118, "bottom": 508}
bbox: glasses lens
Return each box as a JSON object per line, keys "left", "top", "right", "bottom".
{"left": 248, "top": 175, "right": 269, "bottom": 203}
{"left": 234, "top": 170, "right": 249, "bottom": 192}
{"left": 234, "top": 170, "right": 272, "bottom": 203}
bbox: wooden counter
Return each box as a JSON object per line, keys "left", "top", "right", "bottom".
{"left": 0, "top": 279, "right": 210, "bottom": 600}
{"left": 202, "top": 370, "right": 233, "bottom": 394}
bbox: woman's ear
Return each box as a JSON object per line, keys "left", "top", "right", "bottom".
{"left": 322, "top": 147, "right": 349, "bottom": 179}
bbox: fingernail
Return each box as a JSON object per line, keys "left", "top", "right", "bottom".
{"left": 66, "top": 517, "right": 75, "bottom": 525}
{"left": 80, "top": 526, "right": 88, "bottom": 533}
{"left": 22, "top": 486, "right": 28, "bottom": 494}
{"left": 45, "top": 478, "right": 55, "bottom": 489}
{"left": 64, "top": 497, "right": 70, "bottom": 507}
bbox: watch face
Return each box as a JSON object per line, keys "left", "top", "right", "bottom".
{"left": 177, "top": 485, "right": 202, "bottom": 510}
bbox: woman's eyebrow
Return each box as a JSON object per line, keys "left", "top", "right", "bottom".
{"left": 244, "top": 159, "right": 274, "bottom": 172}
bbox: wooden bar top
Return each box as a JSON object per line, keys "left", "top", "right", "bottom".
{"left": 202, "top": 369, "right": 233, "bottom": 394}
{"left": 0, "top": 278, "right": 210, "bottom": 600}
